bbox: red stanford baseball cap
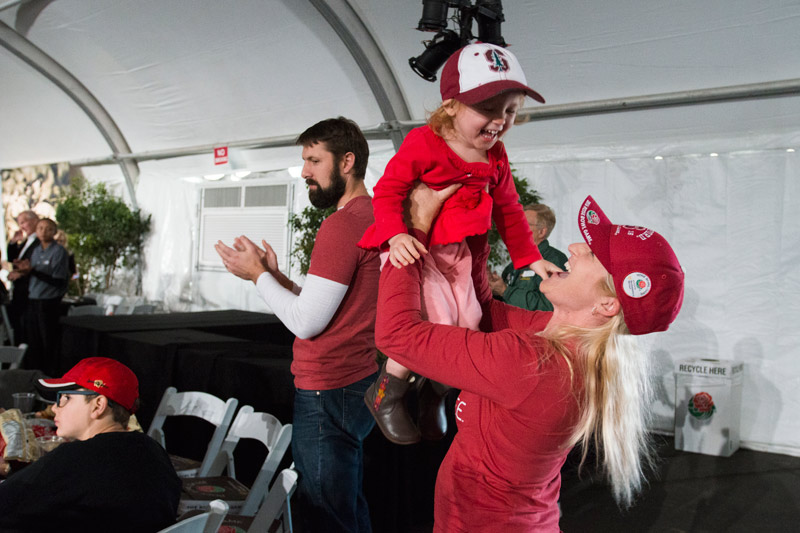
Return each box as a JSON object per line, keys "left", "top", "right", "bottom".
{"left": 39, "top": 357, "right": 139, "bottom": 412}
{"left": 440, "top": 42, "right": 545, "bottom": 106}
{"left": 579, "top": 195, "right": 684, "bottom": 335}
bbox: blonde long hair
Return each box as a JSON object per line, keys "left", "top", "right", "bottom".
{"left": 542, "top": 275, "right": 654, "bottom": 508}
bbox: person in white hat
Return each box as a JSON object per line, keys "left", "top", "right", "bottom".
{"left": 360, "top": 42, "right": 561, "bottom": 444}
{"left": 376, "top": 185, "right": 684, "bottom": 532}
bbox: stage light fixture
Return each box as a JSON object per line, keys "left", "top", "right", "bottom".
{"left": 409, "top": 1, "right": 507, "bottom": 82}
{"left": 417, "top": 0, "right": 451, "bottom": 32}
{"left": 475, "top": 0, "right": 506, "bottom": 46}
{"left": 409, "top": 30, "right": 462, "bottom": 82}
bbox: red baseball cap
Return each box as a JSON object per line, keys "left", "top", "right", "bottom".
{"left": 39, "top": 357, "right": 139, "bottom": 412}
{"left": 440, "top": 42, "right": 545, "bottom": 106}
{"left": 578, "top": 196, "right": 684, "bottom": 335}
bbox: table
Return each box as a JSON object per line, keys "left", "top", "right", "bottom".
{"left": 58, "top": 310, "right": 294, "bottom": 374}
{"left": 58, "top": 309, "right": 294, "bottom": 372}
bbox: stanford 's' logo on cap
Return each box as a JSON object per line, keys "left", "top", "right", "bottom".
{"left": 485, "top": 49, "right": 509, "bottom": 72}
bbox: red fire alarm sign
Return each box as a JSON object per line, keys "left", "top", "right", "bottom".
{"left": 214, "top": 146, "right": 228, "bottom": 165}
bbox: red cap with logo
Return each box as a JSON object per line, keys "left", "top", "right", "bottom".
{"left": 39, "top": 357, "right": 139, "bottom": 412}
{"left": 578, "top": 195, "right": 684, "bottom": 335}
{"left": 440, "top": 42, "right": 545, "bottom": 106}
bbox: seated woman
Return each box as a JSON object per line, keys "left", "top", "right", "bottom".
{"left": 375, "top": 187, "right": 684, "bottom": 532}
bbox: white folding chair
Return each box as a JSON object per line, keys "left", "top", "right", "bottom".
{"left": 67, "top": 305, "right": 105, "bottom": 316}
{"left": 1, "top": 304, "right": 15, "bottom": 346}
{"left": 158, "top": 499, "right": 228, "bottom": 533}
{"left": 180, "top": 405, "right": 292, "bottom": 516}
{"left": 114, "top": 304, "right": 135, "bottom": 315}
{"left": 0, "top": 343, "right": 28, "bottom": 370}
{"left": 245, "top": 468, "right": 298, "bottom": 533}
{"left": 148, "top": 387, "right": 238, "bottom": 478}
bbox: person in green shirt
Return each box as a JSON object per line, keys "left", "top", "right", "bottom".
{"left": 489, "top": 204, "right": 568, "bottom": 311}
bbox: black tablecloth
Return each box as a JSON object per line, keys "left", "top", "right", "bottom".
{"left": 58, "top": 310, "right": 293, "bottom": 374}
{"left": 59, "top": 309, "right": 290, "bottom": 335}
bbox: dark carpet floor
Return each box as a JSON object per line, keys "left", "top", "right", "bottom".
{"left": 558, "top": 435, "right": 800, "bottom": 532}
{"left": 403, "top": 435, "right": 800, "bottom": 533}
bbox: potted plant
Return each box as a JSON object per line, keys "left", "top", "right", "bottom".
{"left": 55, "top": 176, "right": 151, "bottom": 295}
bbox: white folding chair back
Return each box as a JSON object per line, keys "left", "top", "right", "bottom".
{"left": 114, "top": 304, "right": 135, "bottom": 315}
{"left": 67, "top": 305, "right": 105, "bottom": 316}
{"left": 247, "top": 469, "right": 298, "bottom": 533}
{"left": 202, "top": 499, "right": 229, "bottom": 533}
{"left": 157, "top": 499, "right": 229, "bottom": 533}
{"left": 0, "top": 344, "right": 28, "bottom": 370}
{"left": 203, "top": 405, "right": 293, "bottom": 516}
{"left": 148, "top": 387, "right": 238, "bottom": 477}
{"left": 1, "top": 305, "right": 15, "bottom": 346}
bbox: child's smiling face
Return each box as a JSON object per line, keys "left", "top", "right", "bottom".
{"left": 446, "top": 91, "right": 524, "bottom": 158}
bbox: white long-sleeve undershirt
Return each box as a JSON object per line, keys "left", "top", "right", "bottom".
{"left": 255, "top": 271, "right": 348, "bottom": 340}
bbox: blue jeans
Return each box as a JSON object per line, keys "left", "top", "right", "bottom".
{"left": 292, "top": 373, "right": 376, "bottom": 533}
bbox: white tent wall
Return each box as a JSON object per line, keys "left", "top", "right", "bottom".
{"left": 507, "top": 129, "right": 800, "bottom": 456}
{"left": 131, "top": 140, "right": 395, "bottom": 312}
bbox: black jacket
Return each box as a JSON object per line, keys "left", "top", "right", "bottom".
{"left": 0, "top": 431, "right": 181, "bottom": 532}
{"left": 7, "top": 237, "right": 40, "bottom": 306}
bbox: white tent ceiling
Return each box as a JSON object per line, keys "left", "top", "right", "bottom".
{"left": 3, "top": 1, "right": 800, "bottom": 455}
{"left": 3, "top": 0, "right": 800, "bottom": 176}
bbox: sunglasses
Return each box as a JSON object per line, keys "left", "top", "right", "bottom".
{"left": 55, "top": 390, "right": 99, "bottom": 408}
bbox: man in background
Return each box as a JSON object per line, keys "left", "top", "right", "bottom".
{"left": 6, "top": 210, "right": 40, "bottom": 345}
{"left": 11, "top": 218, "right": 69, "bottom": 373}
{"left": 489, "top": 203, "right": 568, "bottom": 311}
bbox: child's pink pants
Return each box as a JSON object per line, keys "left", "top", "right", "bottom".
{"left": 381, "top": 240, "right": 481, "bottom": 331}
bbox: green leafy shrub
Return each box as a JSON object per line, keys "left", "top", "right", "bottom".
{"left": 56, "top": 177, "right": 151, "bottom": 293}
{"left": 487, "top": 167, "right": 541, "bottom": 270}
{"left": 288, "top": 205, "right": 335, "bottom": 275}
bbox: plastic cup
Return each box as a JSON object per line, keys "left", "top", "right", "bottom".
{"left": 12, "top": 392, "right": 36, "bottom": 413}
{"left": 36, "top": 435, "right": 65, "bottom": 455}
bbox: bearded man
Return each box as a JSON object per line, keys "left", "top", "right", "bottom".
{"left": 215, "top": 117, "right": 379, "bottom": 533}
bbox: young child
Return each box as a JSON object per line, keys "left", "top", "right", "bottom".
{"left": 360, "top": 43, "right": 561, "bottom": 444}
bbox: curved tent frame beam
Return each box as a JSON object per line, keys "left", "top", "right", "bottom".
{"left": 0, "top": 20, "right": 139, "bottom": 207}
{"left": 2, "top": 0, "right": 410, "bottom": 196}
{"left": 310, "top": 0, "right": 411, "bottom": 150}
{"left": 515, "top": 78, "right": 800, "bottom": 122}
{"left": 68, "top": 77, "right": 800, "bottom": 169}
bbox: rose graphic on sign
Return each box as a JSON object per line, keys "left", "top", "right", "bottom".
{"left": 688, "top": 391, "right": 716, "bottom": 420}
